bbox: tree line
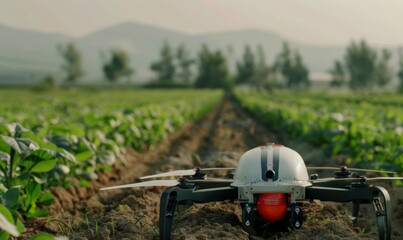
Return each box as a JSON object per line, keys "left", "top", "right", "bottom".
{"left": 330, "top": 39, "right": 403, "bottom": 92}
{"left": 55, "top": 40, "right": 403, "bottom": 92}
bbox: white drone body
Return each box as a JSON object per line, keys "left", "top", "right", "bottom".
{"left": 232, "top": 144, "right": 312, "bottom": 203}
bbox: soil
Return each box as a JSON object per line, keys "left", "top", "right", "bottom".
{"left": 38, "top": 96, "right": 403, "bottom": 240}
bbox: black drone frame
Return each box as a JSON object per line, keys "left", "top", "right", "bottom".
{"left": 159, "top": 179, "right": 391, "bottom": 240}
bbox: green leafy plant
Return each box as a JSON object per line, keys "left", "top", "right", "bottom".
{"left": 236, "top": 90, "right": 403, "bottom": 173}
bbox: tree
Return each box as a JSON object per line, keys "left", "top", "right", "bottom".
{"left": 398, "top": 48, "right": 403, "bottom": 93}
{"left": 274, "top": 42, "right": 310, "bottom": 89}
{"left": 195, "top": 45, "right": 231, "bottom": 89}
{"left": 374, "top": 49, "right": 393, "bottom": 87}
{"left": 102, "top": 49, "right": 134, "bottom": 83}
{"left": 236, "top": 45, "right": 256, "bottom": 85}
{"left": 58, "top": 43, "right": 84, "bottom": 84}
{"left": 176, "top": 44, "right": 194, "bottom": 83}
{"left": 344, "top": 40, "right": 377, "bottom": 90}
{"left": 329, "top": 60, "right": 346, "bottom": 87}
{"left": 254, "top": 45, "right": 272, "bottom": 89}
{"left": 150, "top": 41, "right": 176, "bottom": 83}
{"left": 290, "top": 51, "right": 309, "bottom": 88}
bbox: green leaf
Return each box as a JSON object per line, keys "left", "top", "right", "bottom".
{"left": 1, "top": 136, "right": 21, "bottom": 154}
{"left": 78, "top": 179, "right": 91, "bottom": 188}
{"left": 6, "top": 123, "right": 28, "bottom": 138}
{"left": 26, "top": 182, "right": 41, "bottom": 202}
{"left": 25, "top": 149, "right": 54, "bottom": 162}
{"left": 28, "top": 209, "right": 49, "bottom": 218}
{"left": 0, "top": 204, "right": 20, "bottom": 237}
{"left": 1, "top": 137, "right": 39, "bottom": 156}
{"left": 0, "top": 152, "right": 10, "bottom": 163}
{"left": 15, "top": 218, "right": 25, "bottom": 235}
{"left": 49, "top": 135, "right": 71, "bottom": 151}
{"left": 58, "top": 150, "right": 76, "bottom": 162}
{"left": 1, "top": 187, "right": 20, "bottom": 210}
{"left": 0, "top": 137, "right": 10, "bottom": 153}
{"left": 76, "top": 170, "right": 98, "bottom": 180}
{"left": 75, "top": 150, "right": 93, "bottom": 162}
{"left": 38, "top": 192, "right": 54, "bottom": 206}
{"left": 17, "top": 138, "right": 40, "bottom": 152}
{"left": 31, "top": 232, "right": 56, "bottom": 240}
{"left": 96, "top": 150, "right": 116, "bottom": 165}
{"left": 31, "top": 160, "right": 57, "bottom": 173}
{"left": 0, "top": 230, "right": 9, "bottom": 240}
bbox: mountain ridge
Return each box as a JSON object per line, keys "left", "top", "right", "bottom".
{"left": 0, "top": 21, "right": 390, "bottom": 84}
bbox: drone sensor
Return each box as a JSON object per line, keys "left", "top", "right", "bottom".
{"left": 265, "top": 170, "right": 275, "bottom": 179}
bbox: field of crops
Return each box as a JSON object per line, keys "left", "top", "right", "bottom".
{"left": 1, "top": 88, "right": 402, "bottom": 239}
{"left": 0, "top": 89, "right": 223, "bottom": 239}
{"left": 235, "top": 90, "right": 403, "bottom": 173}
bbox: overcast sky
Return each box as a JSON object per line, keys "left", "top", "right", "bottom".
{"left": 1, "top": 0, "right": 403, "bottom": 46}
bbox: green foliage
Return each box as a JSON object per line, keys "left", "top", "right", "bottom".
{"left": 103, "top": 49, "right": 134, "bottom": 83}
{"left": 344, "top": 40, "right": 377, "bottom": 90}
{"left": 0, "top": 123, "right": 71, "bottom": 223}
{"left": 0, "top": 89, "right": 222, "bottom": 238}
{"left": 0, "top": 204, "right": 21, "bottom": 238}
{"left": 236, "top": 90, "right": 403, "bottom": 173}
{"left": 254, "top": 45, "right": 273, "bottom": 89}
{"left": 195, "top": 45, "right": 231, "bottom": 89}
{"left": 31, "top": 232, "right": 59, "bottom": 240}
{"left": 32, "top": 75, "right": 58, "bottom": 92}
{"left": 235, "top": 45, "right": 273, "bottom": 89}
{"left": 236, "top": 45, "right": 256, "bottom": 85}
{"left": 150, "top": 41, "right": 176, "bottom": 83}
{"left": 58, "top": 43, "right": 84, "bottom": 84}
{"left": 329, "top": 60, "right": 346, "bottom": 87}
{"left": 176, "top": 44, "right": 195, "bottom": 83}
{"left": 398, "top": 48, "right": 403, "bottom": 93}
{"left": 274, "top": 42, "right": 310, "bottom": 89}
{"left": 333, "top": 41, "right": 393, "bottom": 91}
{"left": 374, "top": 49, "right": 393, "bottom": 87}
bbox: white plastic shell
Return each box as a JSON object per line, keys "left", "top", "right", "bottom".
{"left": 231, "top": 144, "right": 311, "bottom": 188}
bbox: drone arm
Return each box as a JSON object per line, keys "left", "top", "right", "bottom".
{"left": 305, "top": 186, "right": 372, "bottom": 202}
{"left": 159, "top": 186, "right": 238, "bottom": 240}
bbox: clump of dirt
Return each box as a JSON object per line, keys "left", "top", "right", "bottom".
{"left": 43, "top": 96, "right": 403, "bottom": 240}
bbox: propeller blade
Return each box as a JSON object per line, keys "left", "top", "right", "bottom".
{"left": 366, "top": 177, "right": 403, "bottom": 182}
{"left": 307, "top": 167, "right": 396, "bottom": 174}
{"left": 313, "top": 176, "right": 403, "bottom": 183}
{"left": 139, "top": 170, "right": 196, "bottom": 179}
{"left": 202, "top": 167, "right": 236, "bottom": 171}
{"left": 189, "top": 178, "right": 233, "bottom": 183}
{"left": 139, "top": 168, "right": 235, "bottom": 180}
{"left": 100, "top": 180, "right": 179, "bottom": 190}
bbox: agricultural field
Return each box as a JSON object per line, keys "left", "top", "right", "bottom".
{"left": 235, "top": 90, "right": 403, "bottom": 174}
{"left": 0, "top": 88, "right": 402, "bottom": 240}
{"left": 0, "top": 88, "right": 223, "bottom": 239}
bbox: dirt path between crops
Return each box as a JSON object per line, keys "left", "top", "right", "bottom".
{"left": 43, "top": 95, "right": 403, "bottom": 240}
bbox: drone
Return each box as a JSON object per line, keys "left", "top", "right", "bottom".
{"left": 100, "top": 143, "right": 403, "bottom": 240}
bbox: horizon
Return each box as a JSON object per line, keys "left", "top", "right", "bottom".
{"left": 1, "top": 0, "right": 403, "bottom": 47}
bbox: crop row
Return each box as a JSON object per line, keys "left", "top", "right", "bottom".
{"left": 235, "top": 90, "right": 403, "bottom": 173}
{"left": 0, "top": 89, "right": 223, "bottom": 239}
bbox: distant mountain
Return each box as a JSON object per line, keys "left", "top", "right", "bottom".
{"left": 0, "top": 24, "right": 72, "bottom": 84}
{"left": 0, "top": 21, "right": 396, "bottom": 85}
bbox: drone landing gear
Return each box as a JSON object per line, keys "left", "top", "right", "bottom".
{"left": 159, "top": 186, "right": 238, "bottom": 240}
{"left": 306, "top": 186, "right": 391, "bottom": 240}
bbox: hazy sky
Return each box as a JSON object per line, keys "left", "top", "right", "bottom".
{"left": 1, "top": 0, "right": 403, "bottom": 46}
